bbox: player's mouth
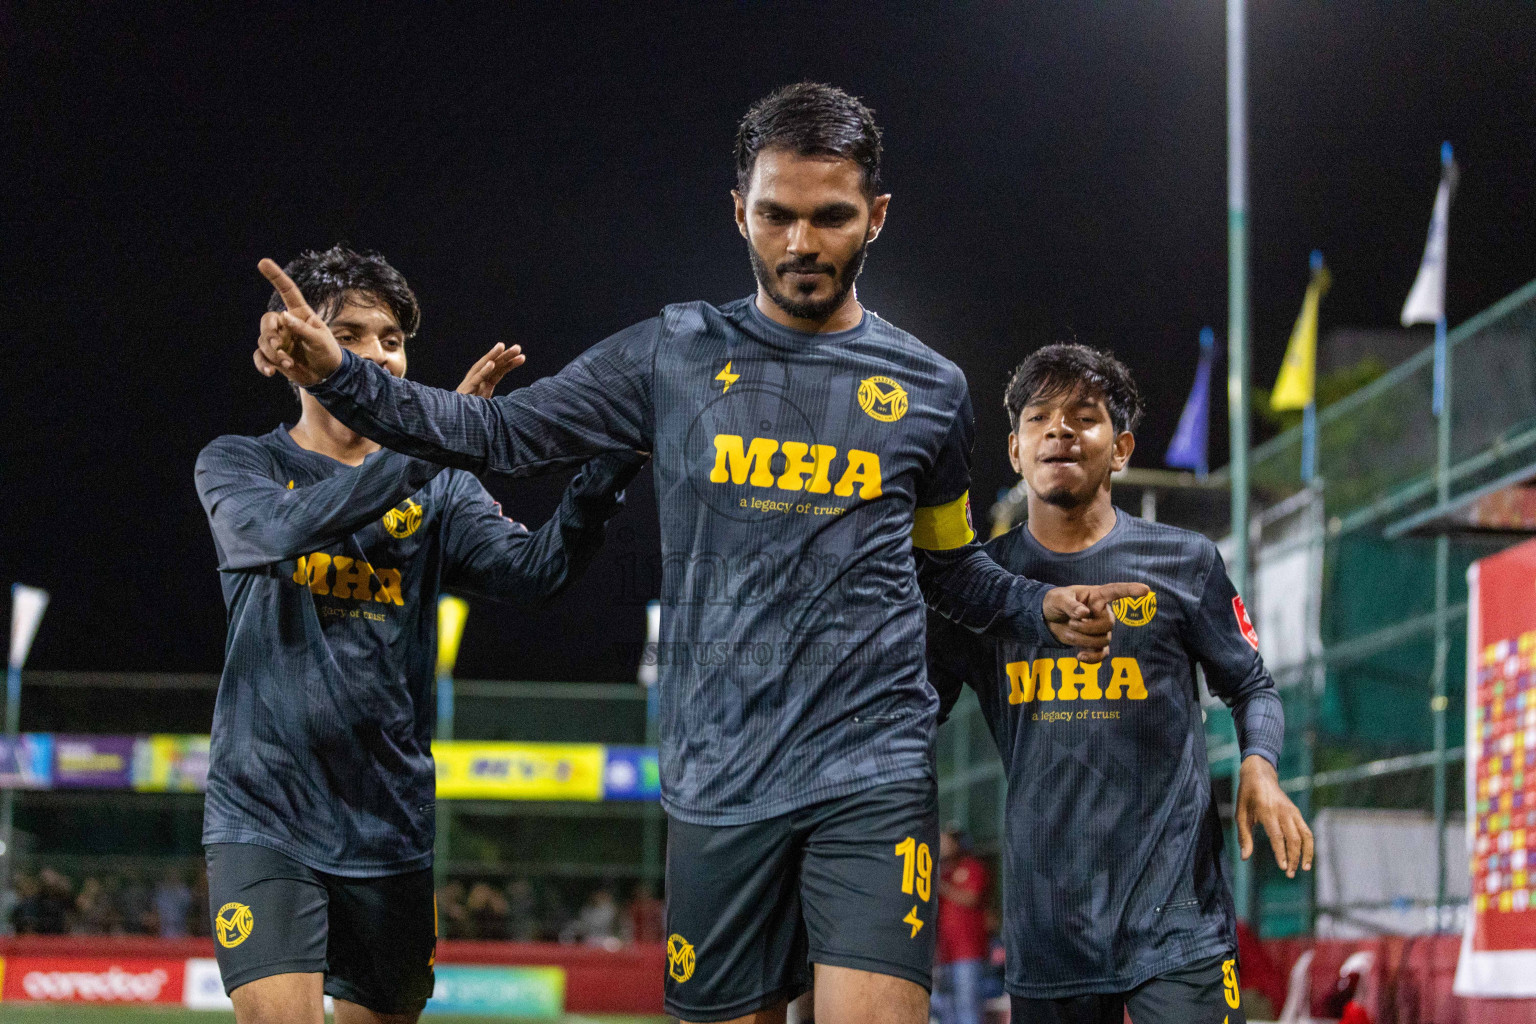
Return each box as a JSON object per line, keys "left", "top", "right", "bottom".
{"left": 1039, "top": 454, "right": 1080, "bottom": 465}
{"left": 778, "top": 262, "right": 835, "bottom": 282}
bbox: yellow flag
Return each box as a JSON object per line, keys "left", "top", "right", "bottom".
{"left": 436, "top": 595, "right": 470, "bottom": 678}
{"left": 1271, "top": 263, "right": 1332, "bottom": 411}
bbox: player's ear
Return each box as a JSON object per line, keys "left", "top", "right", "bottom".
{"left": 866, "top": 194, "right": 891, "bottom": 242}
{"left": 1111, "top": 430, "right": 1135, "bottom": 472}
{"left": 732, "top": 190, "right": 749, "bottom": 240}
{"left": 1008, "top": 431, "right": 1023, "bottom": 476}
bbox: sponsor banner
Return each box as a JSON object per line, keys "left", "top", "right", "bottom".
{"left": 3, "top": 733, "right": 661, "bottom": 802}
{"left": 425, "top": 965, "right": 565, "bottom": 1017}
{"left": 1, "top": 956, "right": 184, "bottom": 1003}
{"left": 52, "top": 734, "right": 135, "bottom": 789}
{"left": 603, "top": 745, "right": 661, "bottom": 800}
{"left": 182, "top": 959, "right": 333, "bottom": 1013}
{"left": 132, "top": 734, "right": 211, "bottom": 792}
{"left": 1455, "top": 540, "right": 1536, "bottom": 997}
{"left": 434, "top": 742, "right": 604, "bottom": 801}
{"left": 0, "top": 734, "right": 53, "bottom": 789}
{"left": 182, "top": 957, "right": 231, "bottom": 1010}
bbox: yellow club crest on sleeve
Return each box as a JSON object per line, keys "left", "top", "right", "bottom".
{"left": 382, "top": 497, "right": 424, "bottom": 539}
{"left": 666, "top": 933, "right": 696, "bottom": 983}
{"left": 216, "top": 902, "right": 254, "bottom": 948}
{"left": 1112, "top": 590, "right": 1157, "bottom": 627}
{"left": 858, "top": 375, "right": 908, "bottom": 422}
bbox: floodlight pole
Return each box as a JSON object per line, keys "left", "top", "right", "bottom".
{"left": 1226, "top": 0, "right": 1254, "bottom": 925}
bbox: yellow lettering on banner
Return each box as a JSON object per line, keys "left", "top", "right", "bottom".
{"left": 777, "top": 441, "right": 837, "bottom": 493}
{"left": 711, "top": 435, "right": 779, "bottom": 487}
{"left": 833, "top": 450, "right": 883, "bottom": 499}
{"left": 1105, "top": 657, "right": 1149, "bottom": 700}
{"left": 431, "top": 741, "right": 605, "bottom": 801}
{"left": 294, "top": 553, "right": 331, "bottom": 595}
{"left": 373, "top": 568, "right": 405, "bottom": 606}
{"left": 1056, "top": 658, "right": 1103, "bottom": 701}
{"left": 330, "top": 556, "right": 374, "bottom": 600}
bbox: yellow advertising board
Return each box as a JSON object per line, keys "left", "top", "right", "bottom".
{"left": 432, "top": 741, "right": 605, "bottom": 801}
{"left": 132, "top": 734, "right": 211, "bottom": 792}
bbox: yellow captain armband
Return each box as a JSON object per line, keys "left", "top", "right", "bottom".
{"left": 912, "top": 491, "right": 976, "bottom": 551}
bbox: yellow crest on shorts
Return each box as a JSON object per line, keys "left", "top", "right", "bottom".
{"left": 382, "top": 498, "right": 424, "bottom": 539}
{"left": 1112, "top": 590, "right": 1157, "bottom": 627}
{"left": 216, "top": 901, "right": 254, "bottom": 949}
{"left": 667, "top": 933, "right": 696, "bottom": 983}
{"left": 858, "top": 376, "right": 908, "bottom": 423}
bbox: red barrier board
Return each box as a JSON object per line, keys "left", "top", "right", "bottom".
{"left": 0, "top": 955, "right": 185, "bottom": 1003}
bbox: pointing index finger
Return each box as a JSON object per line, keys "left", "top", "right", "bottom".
{"left": 1096, "top": 582, "right": 1150, "bottom": 604}
{"left": 258, "top": 258, "right": 315, "bottom": 317}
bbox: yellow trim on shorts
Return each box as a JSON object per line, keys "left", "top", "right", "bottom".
{"left": 911, "top": 492, "right": 976, "bottom": 550}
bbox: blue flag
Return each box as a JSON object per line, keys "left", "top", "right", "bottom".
{"left": 1165, "top": 328, "right": 1214, "bottom": 476}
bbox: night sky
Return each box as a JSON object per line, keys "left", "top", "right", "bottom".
{"left": 5, "top": 3, "right": 1533, "bottom": 683}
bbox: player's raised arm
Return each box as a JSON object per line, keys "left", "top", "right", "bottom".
{"left": 442, "top": 450, "right": 647, "bottom": 606}
{"left": 194, "top": 437, "right": 444, "bottom": 571}
{"left": 1185, "top": 540, "right": 1313, "bottom": 878}
{"left": 254, "top": 259, "right": 658, "bottom": 478}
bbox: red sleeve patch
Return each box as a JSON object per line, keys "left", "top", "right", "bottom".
{"left": 1233, "top": 595, "right": 1259, "bottom": 651}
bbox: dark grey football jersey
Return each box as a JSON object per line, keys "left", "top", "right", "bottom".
{"left": 195, "top": 428, "right": 633, "bottom": 874}
{"left": 928, "top": 511, "right": 1283, "bottom": 998}
{"left": 309, "top": 297, "right": 1054, "bottom": 825}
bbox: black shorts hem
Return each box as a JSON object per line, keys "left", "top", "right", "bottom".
{"left": 812, "top": 949, "right": 932, "bottom": 993}
{"left": 325, "top": 975, "right": 431, "bottom": 1016}
{"left": 222, "top": 957, "right": 328, "bottom": 995}
{"left": 1003, "top": 942, "right": 1235, "bottom": 1001}
{"left": 665, "top": 979, "right": 809, "bottom": 1023}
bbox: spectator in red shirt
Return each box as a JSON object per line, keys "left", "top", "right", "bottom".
{"left": 936, "top": 823, "right": 990, "bottom": 1024}
{"left": 625, "top": 882, "right": 666, "bottom": 944}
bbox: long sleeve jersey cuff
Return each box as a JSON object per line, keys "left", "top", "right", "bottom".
{"left": 1233, "top": 689, "right": 1285, "bottom": 769}
{"left": 558, "top": 451, "right": 646, "bottom": 528}
{"left": 307, "top": 348, "right": 363, "bottom": 398}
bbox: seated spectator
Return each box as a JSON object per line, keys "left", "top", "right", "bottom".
{"left": 74, "top": 876, "right": 108, "bottom": 934}
{"left": 154, "top": 867, "right": 193, "bottom": 938}
{"left": 436, "top": 880, "right": 471, "bottom": 940}
{"left": 562, "top": 886, "right": 620, "bottom": 948}
{"left": 117, "top": 872, "right": 157, "bottom": 935}
{"left": 10, "top": 871, "right": 42, "bottom": 935}
{"left": 537, "top": 883, "right": 569, "bottom": 942}
{"left": 625, "top": 882, "right": 665, "bottom": 944}
{"left": 466, "top": 880, "right": 510, "bottom": 940}
{"left": 36, "top": 868, "right": 74, "bottom": 934}
{"left": 504, "top": 877, "right": 538, "bottom": 942}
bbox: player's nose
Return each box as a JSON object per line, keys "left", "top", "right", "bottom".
{"left": 355, "top": 337, "right": 390, "bottom": 367}
{"left": 785, "top": 220, "right": 817, "bottom": 254}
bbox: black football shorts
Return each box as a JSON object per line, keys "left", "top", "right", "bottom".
{"left": 663, "top": 775, "right": 939, "bottom": 1022}
{"left": 1009, "top": 951, "right": 1248, "bottom": 1024}
{"left": 204, "top": 842, "right": 436, "bottom": 1015}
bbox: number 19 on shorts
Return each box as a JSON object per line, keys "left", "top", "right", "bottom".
{"left": 894, "top": 836, "right": 932, "bottom": 938}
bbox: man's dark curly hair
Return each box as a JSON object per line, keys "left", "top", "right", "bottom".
{"left": 735, "top": 82, "right": 883, "bottom": 198}
{"left": 1004, "top": 343, "right": 1145, "bottom": 435}
{"left": 266, "top": 244, "right": 420, "bottom": 338}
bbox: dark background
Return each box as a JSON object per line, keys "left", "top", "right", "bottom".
{"left": 4, "top": 3, "right": 1532, "bottom": 683}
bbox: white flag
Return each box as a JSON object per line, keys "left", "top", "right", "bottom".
{"left": 1401, "top": 147, "right": 1459, "bottom": 326}
{"left": 9, "top": 584, "right": 49, "bottom": 670}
